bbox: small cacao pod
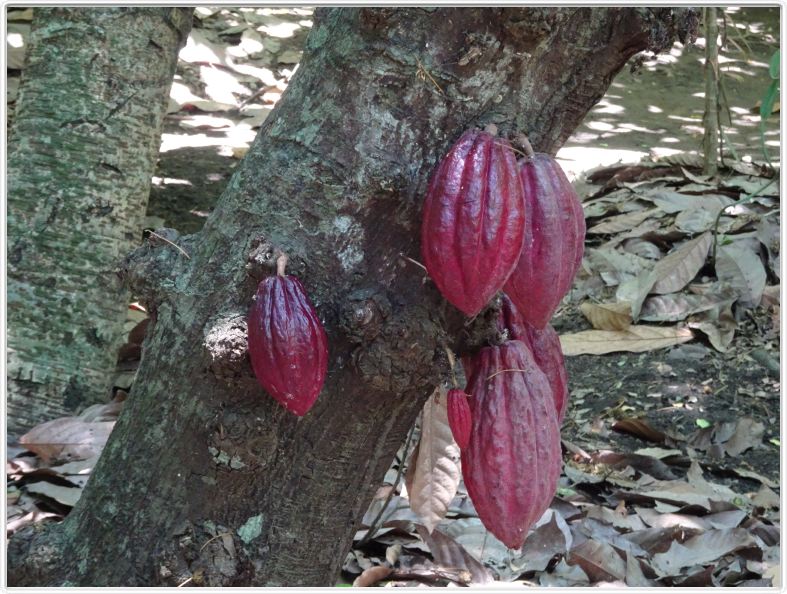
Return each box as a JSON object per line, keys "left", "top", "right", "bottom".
{"left": 461, "top": 340, "right": 561, "bottom": 549}
{"left": 421, "top": 129, "right": 526, "bottom": 316}
{"left": 504, "top": 153, "right": 586, "bottom": 328}
{"left": 446, "top": 389, "right": 472, "bottom": 449}
{"left": 498, "top": 294, "right": 569, "bottom": 423}
{"left": 247, "top": 257, "right": 328, "bottom": 416}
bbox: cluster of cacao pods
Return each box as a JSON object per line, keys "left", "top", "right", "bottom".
{"left": 247, "top": 253, "right": 328, "bottom": 416}
{"left": 420, "top": 127, "right": 585, "bottom": 324}
{"left": 427, "top": 128, "right": 584, "bottom": 549}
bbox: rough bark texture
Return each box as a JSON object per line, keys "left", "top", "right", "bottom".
{"left": 8, "top": 7, "right": 696, "bottom": 587}
{"left": 6, "top": 8, "right": 192, "bottom": 434}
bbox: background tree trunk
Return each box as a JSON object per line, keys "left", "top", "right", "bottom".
{"left": 8, "top": 7, "right": 696, "bottom": 587}
{"left": 7, "top": 8, "right": 192, "bottom": 434}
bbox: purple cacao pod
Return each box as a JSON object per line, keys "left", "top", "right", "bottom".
{"left": 503, "top": 153, "right": 586, "bottom": 328}
{"left": 498, "top": 294, "right": 569, "bottom": 423}
{"left": 461, "top": 340, "right": 562, "bottom": 549}
{"left": 447, "top": 389, "right": 472, "bottom": 450}
{"left": 421, "top": 129, "right": 526, "bottom": 316}
{"left": 247, "top": 272, "right": 328, "bottom": 416}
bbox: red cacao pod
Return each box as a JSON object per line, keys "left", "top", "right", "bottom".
{"left": 446, "top": 389, "right": 472, "bottom": 450}
{"left": 498, "top": 294, "right": 569, "bottom": 423}
{"left": 247, "top": 264, "right": 328, "bottom": 416}
{"left": 461, "top": 340, "right": 561, "bottom": 549}
{"left": 421, "top": 129, "right": 526, "bottom": 316}
{"left": 503, "top": 153, "right": 586, "bottom": 328}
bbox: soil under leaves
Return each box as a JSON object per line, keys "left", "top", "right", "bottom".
{"left": 6, "top": 6, "right": 781, "bottom": 588}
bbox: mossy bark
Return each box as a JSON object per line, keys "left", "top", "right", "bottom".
{"left": 8, "top": 7, "right": 696, "bottom": 587}
{"left": 7, "top": 8, "right": 192, "bottom": 434}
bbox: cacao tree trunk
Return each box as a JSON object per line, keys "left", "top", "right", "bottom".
{"left": 8, "top": 7, "right": 696, "bottom": 587}
{"left": 6, "top": 8, "right": 192, "bottom": 434}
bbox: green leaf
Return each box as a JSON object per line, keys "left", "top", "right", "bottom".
{"left": 769, "top": 438, "right": 781, "bottom": 447}
{"left": 760, "top": 80, "right": 779, "bottom": 120}
{"left": 696, "top": 419, "right": 712, "bottom": 429}
{"left": 769, "top": 51, "right": 779, "bottom": 79}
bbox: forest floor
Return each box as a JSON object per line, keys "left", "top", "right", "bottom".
{"left": 7, "top": 7, "right": 781, "bottom": 588}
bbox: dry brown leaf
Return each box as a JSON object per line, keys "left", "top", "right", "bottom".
{"left": 650, "top": 232, "right": 713, "bottom": 294}
{"left": 688, "top": 303, "right": 737, "bottom": 352}
{"left": 611, "top": 418, "right": 666, "bottom": 443}
{"left": 651, "top": 528, "right": 756, "bottom": 577}
{"left": 724, "top": 418, "right": 765, "bottom": 457}
{"left": 25, "top": 482, "right": 82, "bottom": 507}
{"left": 580, "top": 301, "right": 632, "bottom": 331}
{"left": 19, "top": 418, "right": 115, "bottom": 464}
{"left": 415, "top": 525, "right": 493, "bottom": 584}
{"left": 560, "top": 325, "right": 693, "bottom": 356}
{"left": 352, "top": 565, "right": 393, "bottom": 587}
{"left": 566, "top": 540, "right": 626, "bottom": 582}
{"left": 716, "top": 242, "right": 767, "bottom": 306}
{"left": 406, "top": 388, "right": 461, "bottom": 533}
{"left": 587, "top": 208, "right": 661, "bottom": 235}
{"left": 640, "top": 289, "right": 736, "bottom": 322}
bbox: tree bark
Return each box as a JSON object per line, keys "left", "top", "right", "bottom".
{"left": 6, "top": 8, "right": 192, "bottom": 434}
{"left": 8, "top": 7, "right": 696, "bottom": 587}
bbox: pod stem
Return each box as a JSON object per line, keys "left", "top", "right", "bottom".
{"left": 274, "top": 251, "right": 288, "bottom": 276}
{"left": 443, "top": 345, "right": 459, "bottom": 389}
{"left": 514, "top": 133, "right": 536, "bottom": 159}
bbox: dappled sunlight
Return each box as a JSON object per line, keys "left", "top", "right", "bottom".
{"left": 563, "top": 7, "right": 779, "bottom": 177}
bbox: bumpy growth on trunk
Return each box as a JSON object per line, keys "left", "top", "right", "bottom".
{"left": 8, "top": 7, "right": 696, "bottom": 587}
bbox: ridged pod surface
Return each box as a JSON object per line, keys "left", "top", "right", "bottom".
{"left": 447, "top": 389, "right": 472, "bottom": 450}
{"left": 498, "top": 294, "right": 569, "bottom": 423}
{"left": 504, "top": 153, "right": 586, "bottom": 328}
{"left": 461, "top": 340, "right": 562, "bottom": 549}
{"left": 247, "top": 273, "right": 328, "bottom": 416}
{"left": 421, "top": 129, "right": 526, "bottom": 316}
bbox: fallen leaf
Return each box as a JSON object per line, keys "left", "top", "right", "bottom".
{"left": 751, "top": 486, "right": 780, "bottom": 509}
{"left": 514, "top": 510, "right": 573, "bottom": 573}
{"left": 19, "top": 418, "right": 115, "bottom": 464}
{"left": 688, "top": 303, "right": 737, "bottom": 352}
{"left": 415, "top": 525, "right": 493, "bottom": 584}
{"left": 560, "top": 325, "right": 693, "bottom": 356}
{"left": 539, "top": 558, "right": 590, "bottom": 587}
{"left": 580, "top": 301, "right": 632, "bottom": 331}
{"left": 566, "top": 540, "right": 626, "bottom": 582}
{"left": 25, "top": 482, "right": 82, "bottom": 507}
{"left": 625, "top": 552, "right": 655, "bottom": 586}
{"left": 406, "top": 389, "right": 461, "bottom": 533}
{"left": 639, "top": 289, "right": 736, "bottom": 322}
{"left": 724, "top": 418, "right": 765, "bottom": 457}
{"left": 651, "top": 528, "right": 756, "bottom": 576}
{"left": 352, "top": 565, "right": 392, "bottom": 587}
{"left": 716, "top": 242, "right": 767, "bottom": 306}
{"left": 650, "top": 232, "right": 713, "bottom": 294}
{"left": 612, "top": 418, "right": 666, "bottom": 443}
{"left": 587, "top": 208, "right": 661, "bottom": 235}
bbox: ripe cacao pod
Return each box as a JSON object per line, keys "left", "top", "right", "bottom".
{"left": 461, "top": 340, "right": 562, "bottom": 549}
{"left": 503, "top": 153, "right": 586, "bottom": 328}
{"left": 446, "top": 389, "right": 472, "bottom": 450}
{"left": 498, "top": 294, "right": 569, "bottom": 423}
{"left": 247, "top": 264, "right": 328, "bottom": 416}
{"left": 421, "top": 129, "right": 526, "bottom": 316}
